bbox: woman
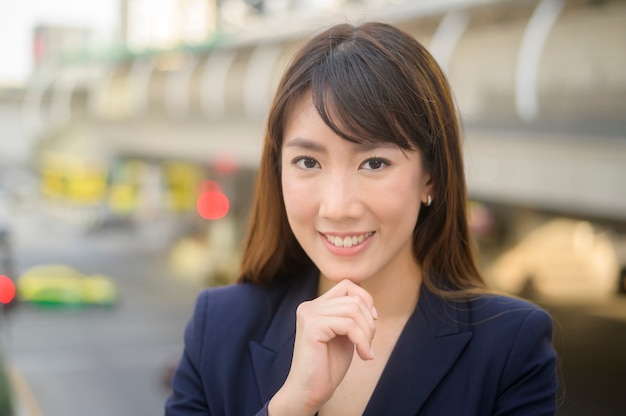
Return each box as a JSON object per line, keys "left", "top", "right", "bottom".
{"left": 165, "top": 21, "right": 558, "bottom": 415}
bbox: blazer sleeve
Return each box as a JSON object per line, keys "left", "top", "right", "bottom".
{"left": 493, "top": 308, "right": 559, "bottom": 416}
{"left": 165, "top": 290, "right": 210, "bottom": 415}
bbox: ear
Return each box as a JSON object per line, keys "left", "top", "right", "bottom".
{"left": 421, "top": 173, "right": 434, "bottom": 206}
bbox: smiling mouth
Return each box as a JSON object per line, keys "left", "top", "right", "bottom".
{"left": 323, "top": 232, "right": 374, "bottom": 248}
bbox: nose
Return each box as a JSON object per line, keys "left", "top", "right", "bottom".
{"left": 318, "top": 172, "right": 363, "bottom": 220}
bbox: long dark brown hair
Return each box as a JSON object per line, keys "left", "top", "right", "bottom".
{"left": 238, "top": 21, "right": 486, "bottom": 297}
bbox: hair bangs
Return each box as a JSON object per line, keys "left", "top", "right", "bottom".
{"left": 309, "top": 39, "right": 414, "bottom": 151}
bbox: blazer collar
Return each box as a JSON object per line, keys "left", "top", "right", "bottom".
{"left": 249, "top": 271, "right": 472, "bottom": 412}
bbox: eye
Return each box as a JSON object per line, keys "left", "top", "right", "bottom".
{"left": 292, "top": 156, "right": 320, "bottom": 169}
{"left": 360, "top": 157, "right": 390, "bottom": 171}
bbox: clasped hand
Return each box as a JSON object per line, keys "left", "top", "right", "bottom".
{"left": 268, "top": 279, "right": 378, "bottom": 415}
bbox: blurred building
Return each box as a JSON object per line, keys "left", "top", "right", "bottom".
{"left": 3, "top": 0, "right": 626, "bottom": 234}
{"left": 121, "top": 0, "right": 219, "bottom": 51}
{"left": 32, "top": 25, "right": 93, "bottom": 72}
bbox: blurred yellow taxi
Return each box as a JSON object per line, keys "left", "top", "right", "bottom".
{"left": 16, "top": 264, "right": 117, "bottom": 307}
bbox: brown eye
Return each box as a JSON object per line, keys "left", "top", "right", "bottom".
{"left": 361, "top": 158, "right": 389, "bottom": 171}
{"left": 293, "top": 156, "right": 320, "bottom": 169}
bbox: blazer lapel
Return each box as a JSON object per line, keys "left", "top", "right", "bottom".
{"left": 248, "top": 270, "right": 319, "bottom": 403}
{"left": 364, "top": 286, "right": 472, "bottom": 415}
{"left": 249, "top": 275, "right": 472, "bottom": 413}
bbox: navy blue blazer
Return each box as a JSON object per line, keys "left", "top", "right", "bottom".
{"left": 165, "top": 269, "right": 558, "bottom": 415}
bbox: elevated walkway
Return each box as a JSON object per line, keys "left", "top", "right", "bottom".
{"left": 11, "top": 0, "right": 626, "bottom": 223}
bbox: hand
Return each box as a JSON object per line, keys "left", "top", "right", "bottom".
{"left": 268, "top": 279, "right": 377, "bottom": 415}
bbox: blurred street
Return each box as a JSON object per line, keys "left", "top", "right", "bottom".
{"left": 2, "top": 208, "right": 201, "bottom": 416}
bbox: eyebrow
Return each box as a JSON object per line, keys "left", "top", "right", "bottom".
{"left": 284, "top": 137, "right": 402, "bottom": 154}
{"left": 357, "top": 142, "right": 396, "bottom": 152}
{"left": 283, "top": 137, "right": 326, "bottom": 153}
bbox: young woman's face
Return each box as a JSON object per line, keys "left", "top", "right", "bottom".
{"left": 281, "top": 95, "right": 433, "bottom": 285}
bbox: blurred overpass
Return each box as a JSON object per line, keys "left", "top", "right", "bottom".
{"left": 18, "top": 0, "right": 626, "bottom": 222}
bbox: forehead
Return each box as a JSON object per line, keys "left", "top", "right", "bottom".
{"left": 284, "top": 94, "right": 317, "bottom": 129}
{"left": 282, "top": 95, "right": 426, "bottom": 168}
{"left": 282, "top": 97, "right": 360, "bottom": 149}
{"left": 283, "top": 93, "right": 387, "bottom": 148}
{"left": 283, "top": 94, "right": 421, "bottom": 158}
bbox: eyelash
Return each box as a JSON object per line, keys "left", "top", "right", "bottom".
{"left": 291, "top": 155, "right": 319, "bottom": 169}
{"left": 290, "top": 155, "right": 391, "bottom": 171}
{"left": 361, "top": 157, "right": 391, "bottom": 171}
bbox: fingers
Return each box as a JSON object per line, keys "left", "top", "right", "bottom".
{"left": 315, "top": 296, "right": 376, "bottom": 339}
{"left": 320, "top": 278, "right": 378, "bottom": 332}
{"left": 321, "top": 279, "right": 376, "bottom": 315}
{"left": 277, "top": 279, "right": 377, "bottom": 412}
{"left": 297, "top": 279, "right": 377, "bottom": 361}
{"left": 323, "top": 317, "right": 376, "bottom": 361}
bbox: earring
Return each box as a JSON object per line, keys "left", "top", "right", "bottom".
{"left": 425, "top": 195, "right": 432, "bottom": 206}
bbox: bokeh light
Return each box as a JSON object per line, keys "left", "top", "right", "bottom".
{"left": 0, "top": 274, "right": 16, "bottom": 304}
{"left": 197, "top": 180, "right": 229, "bottom": 220}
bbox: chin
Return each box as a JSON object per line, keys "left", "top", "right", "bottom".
{"left": 319, "top": 269, "right": 370, "bottom": 285}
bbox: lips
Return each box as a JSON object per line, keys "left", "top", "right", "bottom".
{"left": 323, "top": 232, "right": 374, "bottom": 248}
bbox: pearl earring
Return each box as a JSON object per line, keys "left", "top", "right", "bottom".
{"left": 425, "top": 195, "right": 432, "bottom": 206}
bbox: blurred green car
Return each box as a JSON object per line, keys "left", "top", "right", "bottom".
{"left": 16, "top": 264, "right": 118, "bottom": 307}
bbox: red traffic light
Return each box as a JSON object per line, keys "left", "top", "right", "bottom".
{"left": 0, "top": 274, "right": 15, "bottom": 304}
{"left": 197, "top": 180, "right": 230, "bottom": 220}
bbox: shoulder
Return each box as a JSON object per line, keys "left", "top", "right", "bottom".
{"left": 190, "top": 280, "right": 289, "bottom": 330}
{"left": 459, "top": 293, "right": 555, "bottom": 361}
{"left": 196, "top": 281, "right": 272, "bottom": 312}
{"left": 464, "top": 292, "right": 553, "bottom": 330}
{"left": 423, "top": 288, "right": 555, "bottom": 349}
{"left": 194, "top": 268, "right": 316, "bottom": 314}
{"left": 463, "top": 294, "right": 558, "bottom": 412}
{"left": 178, "top": 281, "right": 285, "bottom": 364}
{"left": 423, "top": 285, "right": 553, "bottom": 335}
{"left": 186, "top": 269, "right": 317, "bottom": 342}
{"left": 417, "top": 289, "right": 559, "bottom": 413}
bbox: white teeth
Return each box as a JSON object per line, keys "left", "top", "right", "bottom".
{"left": 325, "top": 232, "right": 372, "bottom": 248}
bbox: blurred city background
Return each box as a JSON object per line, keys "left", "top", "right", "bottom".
{"left": 0, "top": 0, "right": 624, "bottom": 415}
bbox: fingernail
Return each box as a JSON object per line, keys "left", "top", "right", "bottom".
{"left": 371, "top": 305, "right": 379, "bottom": 320}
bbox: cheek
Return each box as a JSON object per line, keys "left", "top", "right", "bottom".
{"left": 372, "top": 175, "right": 422, "bottom": 225}
{"left": 376, "top": 194, "right": 420, "bottom": 226}
{"left": 281, "top": 174, "right": 315, "bottom": 222}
